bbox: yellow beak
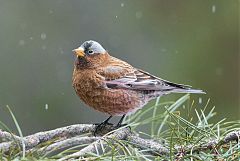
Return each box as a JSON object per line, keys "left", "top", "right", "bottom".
{"left": 72, "top": 48, "right": 85, "bottom": 57}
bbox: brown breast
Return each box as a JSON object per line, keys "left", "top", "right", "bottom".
{"left": 72, "top": 69, "right": 147, "bottom": 116}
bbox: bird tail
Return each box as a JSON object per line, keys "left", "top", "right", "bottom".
{"left": 170, "top": 88, "right": 206, "bottom": 94}
{"left": 161, "top": 80, "right": 206, "bottom": 94}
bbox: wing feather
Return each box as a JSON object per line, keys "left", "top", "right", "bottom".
{"left": 97, "top": 57, "right": 204, "bottom": 94}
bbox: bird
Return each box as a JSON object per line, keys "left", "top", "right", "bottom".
{"left": 72, "top": 40, "right": 205, "bottom": 131}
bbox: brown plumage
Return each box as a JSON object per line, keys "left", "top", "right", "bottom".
{"left": 72, "top": 40, "right": 204, "bottom": 126}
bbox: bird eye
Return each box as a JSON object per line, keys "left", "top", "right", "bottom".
{"left": 88, "top": 50, "right": 94, "bottom": 54}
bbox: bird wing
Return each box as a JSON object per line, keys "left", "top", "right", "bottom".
{"left": 97, "top": 57, "right": 204, "bottom": 93}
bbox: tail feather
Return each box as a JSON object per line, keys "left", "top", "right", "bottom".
{"left": 162, "top": 80, "right": 205, "bottom": 94}
{"left": 170, "top": 88, "right": 206, "bottom": 94}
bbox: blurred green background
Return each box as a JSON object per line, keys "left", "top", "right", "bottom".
{"left": 0, "top": 0, "right": 239, "bottom": 135}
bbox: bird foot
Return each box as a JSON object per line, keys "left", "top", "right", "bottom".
{"left": 93, "top": 123, "right": 131, "bottom": 136}
{"left": 93, "top": 122, "right": 114, "bottom": 136}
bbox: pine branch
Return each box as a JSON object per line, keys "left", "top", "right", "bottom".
{"left": 0, "top": 124, "right": 95, "bottom": 153}
{"left": 0, "top": 124, "right": 239, "bottom": 160}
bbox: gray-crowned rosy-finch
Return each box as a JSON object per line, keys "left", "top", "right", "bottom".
{"left": 72, "top": 40, "right": 205, "bottom": 129}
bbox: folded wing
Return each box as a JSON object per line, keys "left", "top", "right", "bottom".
{"left": 98, "top": 58, "right": 205, "bottom": 94}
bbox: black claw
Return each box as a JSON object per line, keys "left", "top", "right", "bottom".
{"left": 94, "top": 122, "right": 113, "bottom": 136}
{"left": 93, "top": 115, "right": 131, "bottom": 136}
{"left": 93, "top": 116, "right": 113, "bottom": 136}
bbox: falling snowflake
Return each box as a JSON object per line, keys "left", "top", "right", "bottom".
{"left": 41, "top": 33, "right": 47, "bottom": 40}
{"left": 136, "top": 11, "right": 143, "bottom": 19}
{"left": 45, "top": 104, "right": 49, "bottom": 110}
{"left": 49, "top": 10, "right": 53, "bottom": 14}
{"left": 212, "top": 5, "right": 216, "bottom": 13}
{"left": 18, "top": 40, "right": 25, "bottom": 46}
{"left": 41, "top": 45, "right": 47, "bottom": 50}
{"left": 198, "top": 97, "right": 202, "bottom": 104}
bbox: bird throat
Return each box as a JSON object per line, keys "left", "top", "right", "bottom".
{"left": 75, "top": 56, "right": 91, "bottom": 69}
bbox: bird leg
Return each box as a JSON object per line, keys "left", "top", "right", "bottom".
{"left": 94, "top": 116, "right": 113, "bottom": 136}
{"left": 115, "top": 115, "right": 126, "bottom": 128}
{"left": 102, "top": 115, "right": 113, "bottom": 125}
